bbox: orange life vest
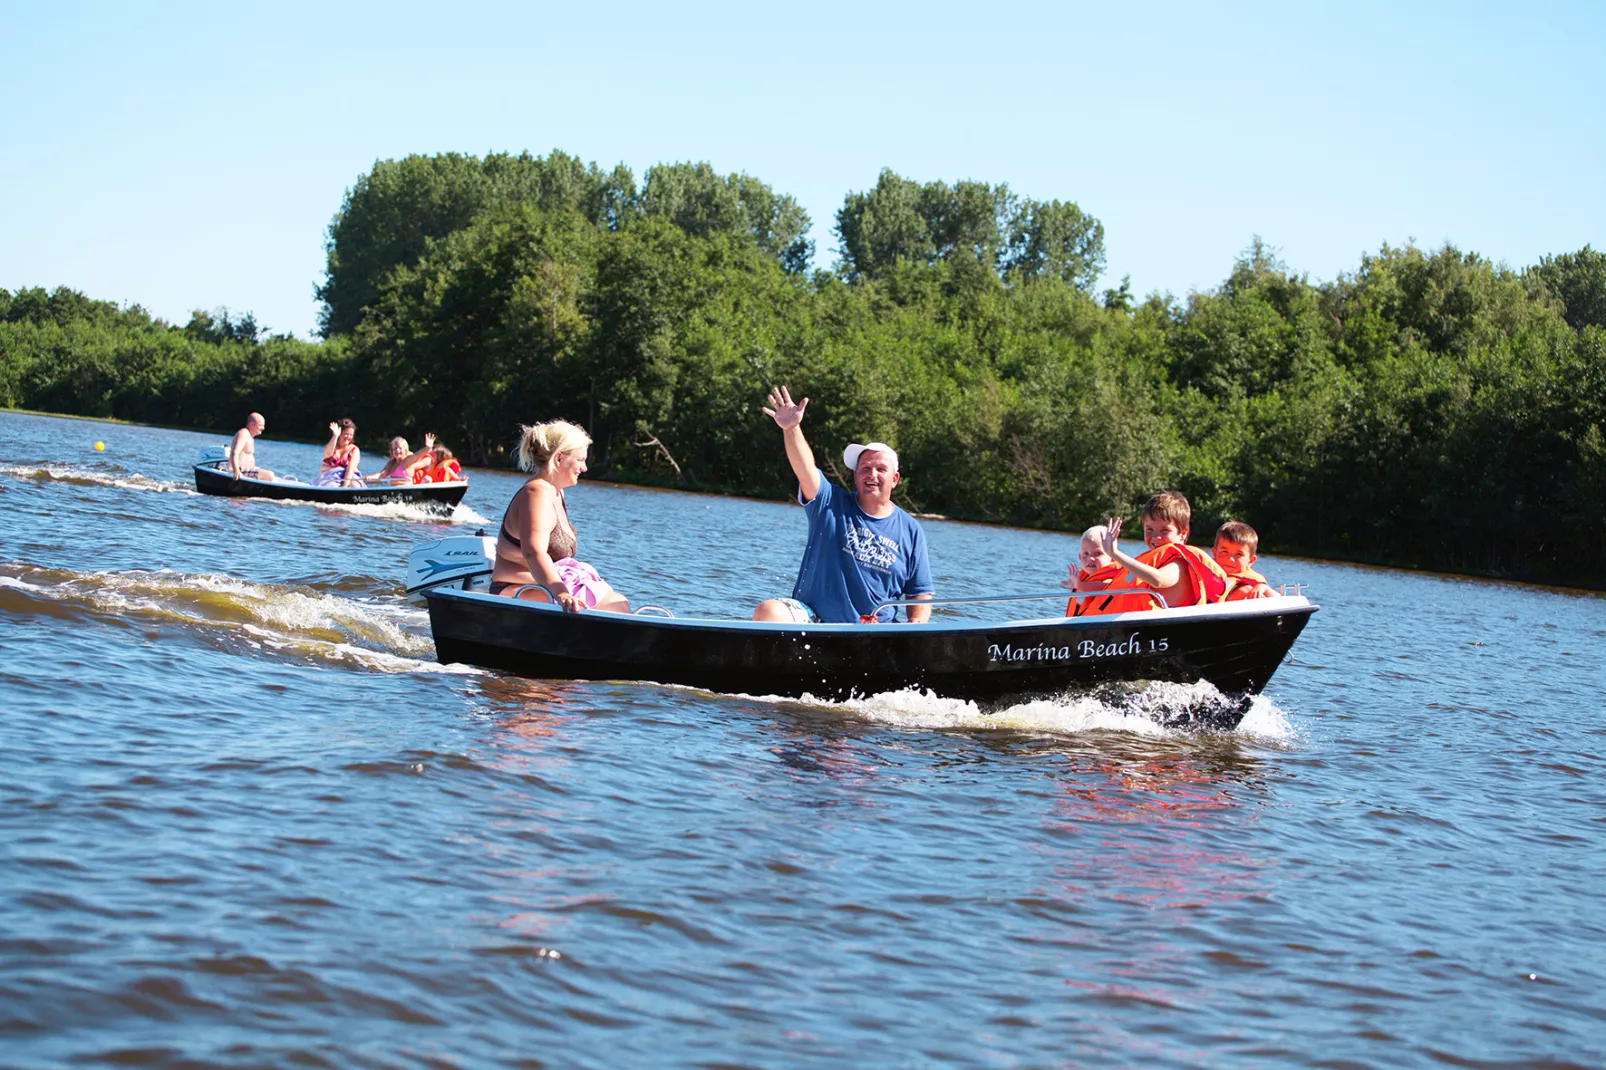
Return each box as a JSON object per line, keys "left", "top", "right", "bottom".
{"left": 1223, "top": 566, "right": 1274, "bottom": 601}
{"left": 1068, "top": 563, "right": 1165, "bottom": 617}
{"left": 413, "top": 459, "right": 461, "bottom": 484}
{"left": 1137, "top": 543, "right": 1229, "bottom": 607}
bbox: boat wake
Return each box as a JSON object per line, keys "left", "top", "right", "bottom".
{"left": 323, "top": 500, "right": 492, "bottom": 526}
{"left": 802, "top": 681, "right": 1296, "bottom": 740}
{"left": 0, "top": 462, "right": 196, "bottom": 494}
{"left": 0, "top": 562, "right": 469, "bottom": 674}
{"left": 255, "top": 495, "right": 492, "bottom": 526}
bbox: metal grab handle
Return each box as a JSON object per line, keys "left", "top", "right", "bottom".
{"left": 872, "top": 588, "right": 1157, "bottom": 615}
{"left": 633, "top": 605, "right": 675, "bottom": 618}
{"left": 509, "top": 583, "right": 559, "bottom": 602}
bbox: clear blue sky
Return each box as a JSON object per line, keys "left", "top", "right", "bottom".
{"left": 4, "top": 0, "right": 1602, "bottom": 339}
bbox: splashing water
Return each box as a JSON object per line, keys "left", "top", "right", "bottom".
{"left": 771, "top": 679, "right": 1297, "bottom": 739}
{"left": 247, "top": 496, "right": 491, "bottom": 526}
{"left": 0, "top": 562, "right": 453, "bottom": 672}
{"left": 0, "top": 462, "right": 195, "bottom": 494}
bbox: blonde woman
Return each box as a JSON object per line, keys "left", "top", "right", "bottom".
{"left": 489, "top": 420, "right": 629, "bottom": 613}
{"left": 369, "top": 436, "right": 429, "bottom": 485}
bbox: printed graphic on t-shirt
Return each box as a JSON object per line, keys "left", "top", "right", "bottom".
{"left": 843, "top": 520, "right": 900, "bottom": 574}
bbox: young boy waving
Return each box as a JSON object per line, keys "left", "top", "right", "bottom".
{"left": 1100, "top": 491, "right": 1228, "bottom": 608}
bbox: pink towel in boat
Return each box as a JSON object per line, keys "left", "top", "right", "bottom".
{"left": 314, "top": 466, "right": 365, "bottom": 488}
{"left": 554, "top": 558, "right": 607, "bottom": 608}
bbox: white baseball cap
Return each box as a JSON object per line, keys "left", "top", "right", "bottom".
{"left": 843, "top": 441, "right": 899, "bottom": 473}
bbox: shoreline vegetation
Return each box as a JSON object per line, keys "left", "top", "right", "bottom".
{"left": 3, "top": 150, "right": 1603, "bottom": 589}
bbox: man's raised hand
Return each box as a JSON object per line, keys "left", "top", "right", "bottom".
{"left": 761, "top": 386, "right": 808, "bottom": 430}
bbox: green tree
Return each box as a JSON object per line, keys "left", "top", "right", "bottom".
{"left": 835, "top": 169, "right": 935, "bottom": 280}
{"left": 318, "top": 150, "right": 635, "bottom": 337}
{"left": 1530, "top": 245, "right": 1606, "bottom": 331}
{"left": 1002, "top": 198, "right": 1106, "bottom": 289}
{"left": 836, "top": 169, "right": 1105, "bottom": 292}
{"left": 642, "top": 162, "right": 813, "bottom": 273}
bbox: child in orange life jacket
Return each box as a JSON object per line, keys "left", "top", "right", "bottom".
{"left": 415, "top": 442, "right": 463, "bottom": 484}
{"left": 1214, "top": 520, "right": 1275, "bottom": 600}
{"left": 1099, "top": 491, "right": 1229, "bottom": 608}
{"left": 431, "top": 445, "right": 462, "bottom": 483}
{"left": 1065, "top": 524, "right": 1162, "bottom": 616}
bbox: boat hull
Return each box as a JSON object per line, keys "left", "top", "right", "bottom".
{"left": 193, "top": 463, "right": 468, "bottom": 509}
{"left": 425, "top": 589, "right": 1316, "bottom": 717}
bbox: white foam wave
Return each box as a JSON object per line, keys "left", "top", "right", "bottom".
{"left": 836, "top": 688, "right": 1171, "bottom": 736}
{"left": 1233, "top": 694, "right": 1298, "bottom": 741}
{"left": 769, "top": 678, "right": 1297, "bottom": 739}
{"left": 255, "top": 497, "right": 490, "bottom": 526}
{"left": 0, "top": 463, "right": 195, "bottom": 494}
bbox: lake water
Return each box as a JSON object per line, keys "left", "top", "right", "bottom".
{"left": 2, "top": 410, "right": 1603, "bottom": 1068}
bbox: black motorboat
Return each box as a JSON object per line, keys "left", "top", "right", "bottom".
{"left": 408, "top": 537, "right": 1317, "bottom": 725}
{"left": 193, "top": 448, "right": 468, "bottom": 510}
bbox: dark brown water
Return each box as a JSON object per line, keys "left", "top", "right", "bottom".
{"left": 2, "top": 411, "right": 1603, "bottom": 1068}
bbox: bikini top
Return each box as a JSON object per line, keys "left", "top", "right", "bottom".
{"left": 323, "top": 443, "right": 357, "bottom": 469}
{"left": 500, "top": 488, "right": 577, "bottom": 562}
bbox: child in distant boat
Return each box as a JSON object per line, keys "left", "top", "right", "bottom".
{"left": 1080, "top": 490, "right": 1228, "bottom": 612}
{"left": 417, "top": 442, "right": 462, "bottom": 484}
{"left": 369, "top": 433, "right": 467, "bottom": 485}
{"left": 1213, "top": 520, "right": 1276, "bottom": 600}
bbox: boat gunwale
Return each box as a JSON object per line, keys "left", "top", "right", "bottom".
{"left": 426, "top": 587, "right": 1319, "bottom": 636}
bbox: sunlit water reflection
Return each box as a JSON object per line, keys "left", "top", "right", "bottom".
{"left": 2, "top": 411, "right": 1603, "bottom": 1067}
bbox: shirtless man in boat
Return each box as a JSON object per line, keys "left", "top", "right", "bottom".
{"left": 228, "top": 412, "right": 275, "bottom": 482}
{"left": 753, "top": 385, "right": 933, "bottom": 624}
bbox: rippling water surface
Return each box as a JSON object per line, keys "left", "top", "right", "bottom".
{"left": 2, "top": 411, "right": 1603, "bottom": 1068}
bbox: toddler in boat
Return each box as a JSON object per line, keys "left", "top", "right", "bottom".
{"left": 1065, "top": 524, "right": 1160, "bottom": 616}
{"left": 1213, "top": 520, "right": 1275, "bottom": 600}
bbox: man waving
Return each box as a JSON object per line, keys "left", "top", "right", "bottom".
{"left": 752, "top": 386, "right": 934, "bottom": 624}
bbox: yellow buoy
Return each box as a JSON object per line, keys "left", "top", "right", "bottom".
{"left": 94, "top": 441, "right": 105, "bottom": 451}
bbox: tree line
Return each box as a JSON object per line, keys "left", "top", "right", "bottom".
{"left": 3, "top": 149, "right": 1604, "bottom": 587}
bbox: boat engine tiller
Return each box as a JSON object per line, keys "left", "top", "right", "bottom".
{"left": 407, "top": 535, "right": 496, "bottom": 602}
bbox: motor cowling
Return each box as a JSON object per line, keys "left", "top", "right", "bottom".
{"left": 407, "top": 535, "right": 495, "bottom": 601}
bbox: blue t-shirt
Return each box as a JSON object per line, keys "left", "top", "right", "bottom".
{"left": 791, "top": 471, "right": 934, "bottom": 623}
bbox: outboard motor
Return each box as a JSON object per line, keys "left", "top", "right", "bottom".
{"left": 407, "top": 534, "right": 496, "bottom": 603}
{"left": 197, "top": 445, "right": 229, "bottom": 469}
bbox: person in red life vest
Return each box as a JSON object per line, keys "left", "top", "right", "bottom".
{"left": 420, "top": 443, "right": 462, "bottom": 484}
{"left": 1098, "top": 490, "right": 1229, "bottom": 608}
{"left": 398, "top": 433, "right": 465, "bottom": 484}
{"left": 1214, "top": 520, "right": 1276, "bottom": 600}
{"left": 1065, "top": 524, "right": 1163, "bottom": 616}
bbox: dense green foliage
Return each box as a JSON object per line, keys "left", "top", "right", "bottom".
{"left": 0, "top": 287, "right": 352, "bottom": 436}
{"left": 5, "top": 149, "right": 1605, "bottom": 588}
